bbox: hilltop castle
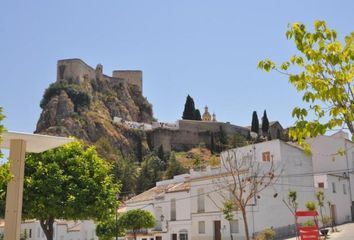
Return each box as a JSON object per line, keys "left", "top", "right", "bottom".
{"left": 53, "top": 58, "right": 287, "bottom": 153}
{"left": 57, "top": 58, "right": 143, "bottom": 92}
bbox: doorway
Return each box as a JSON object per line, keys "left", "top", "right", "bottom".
{"left": 214, "top": 221, "right": 221, "bottom": 240}
{"left": 330, "top": 204, "right": 337, "bottom": 225}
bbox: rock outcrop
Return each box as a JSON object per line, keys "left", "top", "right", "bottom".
{"left": 36, "top": 60, "right": 154, "bottom": 159}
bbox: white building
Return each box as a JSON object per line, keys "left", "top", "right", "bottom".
{"left": 124, "top": 139, "right": 317, "bottom": 240}
{"left": 308, "top": 131, "right": 354, "bottom": 223}
{"left": 0, "top": 220, "right": 98, "bottom": 240}
{"left": 124, "top": 174, "right": 191, "bottom": 240}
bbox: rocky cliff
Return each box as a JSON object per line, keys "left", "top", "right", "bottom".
{"left": 36, "top": 64, "right": 154, "bottom": 159}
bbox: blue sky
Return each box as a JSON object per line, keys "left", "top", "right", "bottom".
{"left": 1, "top": 0, "right": 353, "bottom": 133}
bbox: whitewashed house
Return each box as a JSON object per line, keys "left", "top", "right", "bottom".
{"left": 124, "top": 139, "right": 318, "bottom": 240}
{"left": 0, "top": 220, "right": 98, "bottom": 240}
{"left": 124, "top": 174, "right": 191, "bottom": 240}
{"left": 308, "top": 131, "right": 354, "bottom": 223}
{"left": 190, "top": 140, "right": 316, "bottom": 240}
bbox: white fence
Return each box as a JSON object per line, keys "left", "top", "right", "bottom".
{"left": 113, "top": 117, "right": 179, "bottom": 131}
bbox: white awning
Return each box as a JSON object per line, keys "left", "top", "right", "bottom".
{"left": 0, "top": 131, "right": 73, "bottom": 153}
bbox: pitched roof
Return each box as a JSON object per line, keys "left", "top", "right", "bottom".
{"left": 126, "top": 182, "right": 190, "bottom": 204}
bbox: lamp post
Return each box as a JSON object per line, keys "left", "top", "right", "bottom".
{"left": 250, "top": 131, "right": 258, "bottom": 239}
{"left": 115, "top": 193, "right": 119, "bottom": 240}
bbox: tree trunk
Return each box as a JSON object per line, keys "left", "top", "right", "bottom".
{"left": 241, "top": 208, "right": 250, "bottom": 240}
{"left": 229, "top": 221, "right": 234, "bottom": 240}
{"left": 40, "top": 217, "right": 54, "bottom": 240}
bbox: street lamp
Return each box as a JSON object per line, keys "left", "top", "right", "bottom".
{"left": 115, "top": 193, "right": 119, "bottom": 240}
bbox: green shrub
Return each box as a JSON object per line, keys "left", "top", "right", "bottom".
{"left": 254, "top": 227, "right": 276, "bottom": 240}
{"left": 263, "top": 227, "right": 276, "bottom": 240}
{"left": 305, "top": 201, "right": 316, "bottom": 211}
{"left": 40, "top": 81, "right": 91, "bottom": 109}
{"left": 303, "top": 220, "right": 315, "bottom": 227}
{"left": 321, "top": 215, "right": 332, "bottom": 226}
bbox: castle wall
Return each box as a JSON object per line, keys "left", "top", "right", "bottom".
{"left": 149, "top": 120, "right": 250, "bottom": 153}
{"left": 57, "top": 59, "right": 95, "bottom": 83}
{"left": 57, "top": 59, "right": 143, "bottom": 92}
{"left": 177, "top": 120, "right": 249, "bottom": 137}
{"left": 112, "top": 70, "right": 142, "bottom": 92}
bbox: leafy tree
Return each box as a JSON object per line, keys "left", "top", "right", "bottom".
{"left": 251, "top": 111, "right": 259, "bottom": 134}
{"left": 210, "top": 133, "right": 216, "bottom": 154}
{"left": 96, "top": 214, "right": 125, "bottom": 240}
{"left": 219, "top": 126, "right": 228, "bottom": 146}
{"left": 157, "top": 145, "right": 166, "bottom": 167}
{"left": 136, "top": 138, "right": 143, "bottom": 163}
{"left": 215, "top": 126, "right": 228, "bottom": 152}
{"left": 114, "top": 154, "right": 138, "bottom": 197}
{"left": 216, "top": 151, "right": 278, "bottom": 240}
{"left": 259, "top": 21, "right": 354, "bottom": 152}
{"left": 0, "top": 141, "right": 120, "bottom": 240}
{"left": 119, "top": 209, "right": 156, "bottom": 240}
{"left": 288, "top": 191, "right": 299, "bottom": 213}
{"left": 262, "top": 110, "right": 270, "bottom": 137}
{"left": 136, "top": 153, "right": 165, "bottom": 193}
{"left": 195, "top": 109, "right": 202, "bottom": 121}
{"left": 316, "top": 191, "right": 325, "bottom": 225}
{"left": 165, "top": 152, "right": 187, "bottom": 179}
{"left": 182, "top": 95, "right": 196, "bottom": 120}
{"left": 95, "top": 137, "right": 138, "bottom": 197}
{"left": 222, "top": 200, "right": 235, "bottom": 240}
{"left": 193, "top": 153, "right": 205, "bottom": 171}
{"left": 0, "top": 106, "right": 5, "bottom": 159}
{"left": 0, "top": 107, "right": 10, "bottom": 224}
{"left": 228, "top": 133, "right": 248, "bottom": 149}
{"left": 0, "top": 164, "right": 10, "bottom": 212}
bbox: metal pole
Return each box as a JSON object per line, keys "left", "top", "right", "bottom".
{"left": 115, "top": 203, "right": 118, "bottom": 240}
{"left": 344, "top": 140, "right": 354, "bottom": 221}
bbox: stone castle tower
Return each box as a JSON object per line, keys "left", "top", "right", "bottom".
{"left": 57, "top": 58, "right": 143, "bottom": 92}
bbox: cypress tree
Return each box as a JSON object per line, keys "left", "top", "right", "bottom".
{"left": 182, "top": 95, "right": 196, "bottom": 120}
{"left": 218, "top": 126, "right": 228, "bottom": 151}
{"left": 157, "top": 145, "right": 166, "bottom": 167}
{"left": 251, "top": 111, "right": 259, "bottom": 134}
{"left": 165, "top": 152, "right": 187, "bottom": 179}
{"left": 210, "top": 133, "right": 216, "bottom": 154}
{"left": 195, "top": 109, "right": 202, "bottom": 121}
{"left": 262, "top": 110, "right": 270, "bottom": 136}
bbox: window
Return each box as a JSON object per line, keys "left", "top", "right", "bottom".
{"left": 29, "top": 229, "right": 32, "bottom": 238}
{"left": 171, "top": 234, "right": 177, "bottom": 240}
{"left": 197, "top": 188, "right": 205, "bottom": 213}
{"left": 171, "top": 198, "right": 176, "bottom": 221}
{"left": 262, "top": 152, "right": 271, "bottom": 162}
{"left": 343, "top": 184, "right": 347, "bottom": 195}
{"left": 179, "top": 233, "right": 188, "bottom": 240}
{"left": 198, "top": 221, "right": 205, "bottom": 234}
{"left": 230, "top": 220, "right": 239, "bottom": 234}
{"left": 332, "top": 182, "right": 336, "bottom": 193}
{"left": 318, "top": 182, "right": 324, "bottom": 188}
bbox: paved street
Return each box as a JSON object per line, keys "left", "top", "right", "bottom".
{"left": 284, "top": 222, "right": 354, "bottom": 240}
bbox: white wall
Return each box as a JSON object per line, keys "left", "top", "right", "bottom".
{"left": 315, "top": 174, "right": 352, "bottom": 224}
{"left": 190, "top": 140, "right": 316, "bottom": 239}
{"left": 18, "top": 220, "right": 98, "bottom": 240}
{"left": 308, "top": 132, "right": 354, "bottom": 221}
{"left": 125, "top": 188, "right": 192, "bottom": 240}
